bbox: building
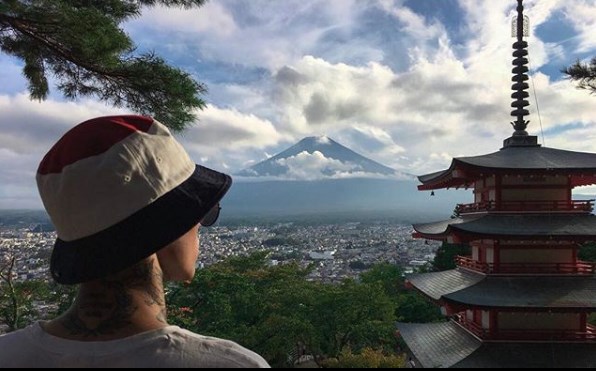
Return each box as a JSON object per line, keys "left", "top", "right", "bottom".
{"left": 397, "top": 0, "right": 596, "bottom": 367}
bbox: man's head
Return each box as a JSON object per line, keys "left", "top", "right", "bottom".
{"left": 37, "top": 115, "right": 232, "bottom": 284}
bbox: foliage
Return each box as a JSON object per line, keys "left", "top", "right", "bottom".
{"left": 0, "top": 278, "right": 44, "bottom": 331}
{"left": 320, "top": 347, "right": 406, "bottom": 368}
{"left": 395, "top": 292, "right": 442, "bottom": 323}
{"left": 0, "top": 0, "right": 208, "bottom": 130}
{"left": 167, "top": 254, "right": 403, "bottom": 367}
{"left": 563, "top": 57, "right": 596, "bottom": 95}
{"left": 1, "top": 253, "right": 437, "bottom": 366}
{"left": 0, "top": 276, "right": 76, "bottom": 332}
{"left": 589, "top": 313, "right": 596, "bottom": 326}
{"left": 360, "top": 262, "right": 405, "bottom": 297}
{"left": 432, "top": 242, "right": 470, "bottom": 271}
{"left": 579, "top": 242, "right": 596, "bottom": 262}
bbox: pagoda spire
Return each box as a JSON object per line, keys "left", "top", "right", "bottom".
{"left": 510, "top": 0, "right": 530, "bottom": 136}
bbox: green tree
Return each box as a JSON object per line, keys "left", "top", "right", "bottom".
{"left": 563, "top": 57, "right": 596, "bottom": 95}
{"left": 321, "top": 347, "right": 406, "bottom": 368}
{"left": 0, "top": 256, "right": 55, "bottom": 332}
{"left": 395, "top": 292, "right": 442, "bottom": 323}
{"left": 579, "top": 242, "right": 596, "bottom": 262}
{"left": 360, "top": 262, "right": 441, "bottom": 323}
{"left": 360, "top": 262, "right": 404, "bottom": 297}
{"left": 0, "top": 0, "right": 208, "bottom": 130}
{"left": 432, "top": 242, "right": 470, "bottom": 271}
{"left": 167, "top": 254, "right": 401, "bottom": 367}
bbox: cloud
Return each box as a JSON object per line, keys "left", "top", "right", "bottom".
{"left": 3, "top": 1, "right": 596, "bottom": 208}
{"left": 237, "top": 150, "right": 409, "bottom": 181}
{"left": 560, "top": 0, "right": 596, "bottom": 53}
{"left": 0, "top": 94, "right": 125, "bottom": 208}
{"left": 132, "top": 1, "right": 238, "bottom": 38}
{"left": 177, "top": 104, "right": 289, "bottom": 171}
{"left": 127, "top": 0, "right": 367, "bottom": 70}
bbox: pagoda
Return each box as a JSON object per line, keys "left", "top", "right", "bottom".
{"left": 397, "top": 0, "right": 596, "bottom": 368}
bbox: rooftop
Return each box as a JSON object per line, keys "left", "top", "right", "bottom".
{"left": 413, "top": 214, "right": 596, "bottom": 241}
{"left": 418, "top": 145, "right": 596, "bottom": 190}
{"left": 407, "top": 269, "right": 596, "bottom": 309}
{"left": 397, "top": 321, "right": 596, "bottom": 368}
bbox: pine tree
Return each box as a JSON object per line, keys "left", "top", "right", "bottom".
{"left": 0, "top": 0, "right": 208, "bottom": 130}
{"left": 563, "top": 57, "right": 596, "bottom": 95}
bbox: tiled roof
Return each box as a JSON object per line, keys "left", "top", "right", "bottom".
{"left": 413, "top": 214, "right": 596, "bottom": 239}
{"left": 398, "top": 322, "right": 596, "bottom": 368}
{"left": 453, "top": 342, "right": 596, "bottom": 368}
{"left": 408, "top": 269, "right": 596, "bottom": 309}
{"left": 406, "top": 269, "right": 484, "bottom": 301}
{"left": 396, "top": 322, "right": 481, "bottom": 368}
{"left": 419, "top": 146, "right": 596, "bottom": 184}
{"left": 445, "top": 276, "right": 596, "bottom": 309}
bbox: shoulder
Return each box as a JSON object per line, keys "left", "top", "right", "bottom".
{"left": 0, "top": 325, "right": 33, "bottom": 346}
{"left": 0, "top": 325, "right": 38, "bottom": 367}
{"left": 166, "top": 327, "right": 270, "bottom": 368}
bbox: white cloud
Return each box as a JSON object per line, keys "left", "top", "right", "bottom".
{"left": 316, "top": 136, "right": 331, "bottom": 145}
{"left": 560, "top": 0, "right": 596, "bottom": 53}
{"left": 236, "top": 150, "right": 409, "bottom": 181}
{"left": 0, "top": 94, "right": 126, "bottom": 208}
{"left": 135, "top": 2, "right": 238, "bottom": 38}
{"left": 276, "top": 150, "right": 360, "bottom": 180}
{"left": 178, "top": 104, "right": 289, "bottom": 172}
{"left": 3, "top": 1, "right": 596, "bottom": 207}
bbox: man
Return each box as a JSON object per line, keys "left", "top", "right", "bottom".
{"left": 0, "top": 115, "right": 269, "bottom": 368}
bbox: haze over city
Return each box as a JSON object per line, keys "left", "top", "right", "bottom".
{"left": 1, "top": 0, "right": 596, "bottom": 209}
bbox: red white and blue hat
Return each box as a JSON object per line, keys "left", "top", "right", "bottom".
{"left": 37, "top": 115, "right": 232, "bottom": 284}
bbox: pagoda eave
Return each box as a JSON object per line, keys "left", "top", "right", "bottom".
{"left": 417, "top": 146, "right": 596, "bottom": 190}
{"left": 413, "top": 215, "right": 596, "bottom": 242}
{"left": 397, "top": 322, "right": 596, "bottom": 368}
{"left": 396, "top": 322, "right": 481, "bottom": 368}
{"left": 407, "top": 269, "right": 596, "bottom": 310}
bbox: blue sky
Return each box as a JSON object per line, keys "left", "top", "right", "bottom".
{"left": 1, "top": 0, "right": 596, "bottom": 208}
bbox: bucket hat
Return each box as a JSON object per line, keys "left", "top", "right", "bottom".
{"left": 37, "top": 115, "right": 232, "bottom": 284}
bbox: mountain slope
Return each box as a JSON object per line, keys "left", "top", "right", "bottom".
{"left": 223, "top": 178, "right": 469, "bottom": 221}
{"left": 237, "top": 136, "right": 407, "bottom": 179}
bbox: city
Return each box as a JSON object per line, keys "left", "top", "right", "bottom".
{"left": 0, "top": 220, "right": 440, "bottom": 284}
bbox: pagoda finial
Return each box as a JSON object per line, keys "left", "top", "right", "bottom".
{"left": 510, "top": 0, "right": 530, "bottom": 136}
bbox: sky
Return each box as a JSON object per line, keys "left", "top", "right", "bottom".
{"left": 1, "top": 0, "right": 596, "bottom": 208}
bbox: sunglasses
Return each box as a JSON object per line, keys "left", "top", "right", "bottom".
{"left": 201, "top": 203, "right": 221, "bottom": 227}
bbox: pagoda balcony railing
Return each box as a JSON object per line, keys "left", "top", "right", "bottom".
{"left": 454, "top": 315, "right": 596, "bottom": 342}
{"left": 456, "top": 256, "right": 595, "bottom": 275}
{"left": 456, "top": 200, "right": 594, "bottom": 214}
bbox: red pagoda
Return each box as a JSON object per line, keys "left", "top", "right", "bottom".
{"left": 397, "top": 0, "right": 596, "bottom": 367}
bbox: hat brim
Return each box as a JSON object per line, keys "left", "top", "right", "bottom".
{"left": 50, "top": 165, "right": 232, "bottom": 284}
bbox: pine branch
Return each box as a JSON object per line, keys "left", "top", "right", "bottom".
{"left": 563, "top": 57, "right": 596, "bottom": 94}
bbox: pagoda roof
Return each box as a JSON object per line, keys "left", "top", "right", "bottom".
{"left": 418, "top": 145, "right": 596, "bottom": 190}
{"left": 396, "top": 322, "right": 481, "bottom": 368}
{"left": 453, "top": 342, "right": 596, "bottom": 368}
{"left": 408, "top": 269, "right": 596, "bottom": 309}
{"left": 447, "top": 275, "right": 596, "bottom": 309}
{"left": 413, "top": 214, "right": 596, "bottom": 241}
{"left": 406, "top": 269, "right": 484, "bottom": 301}
{"left": 397, "top": 322, "right": 596, "bottom": 368}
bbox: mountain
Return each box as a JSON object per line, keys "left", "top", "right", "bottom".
{"left": 224, "top": 136, "right": 467, "bottom": 221}
{"left": 223, "top": 178, "right": 470, "bottom": 222}
{"left": 236, "top": 136, "right": 409, "bottom": 180}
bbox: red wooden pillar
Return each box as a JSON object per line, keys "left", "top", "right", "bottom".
{"left": 494, "top": 240, "right": 500, "bottom": 273}
{"left": 495, "top": 175, "right": 502, "bottom": 209}
{"left": 489, "top": 310, "right": 498, "bottom": 339}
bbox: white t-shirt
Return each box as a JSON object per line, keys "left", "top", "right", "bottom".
{"left": 0, "top": 322, "right": 270, "bottom": 368}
